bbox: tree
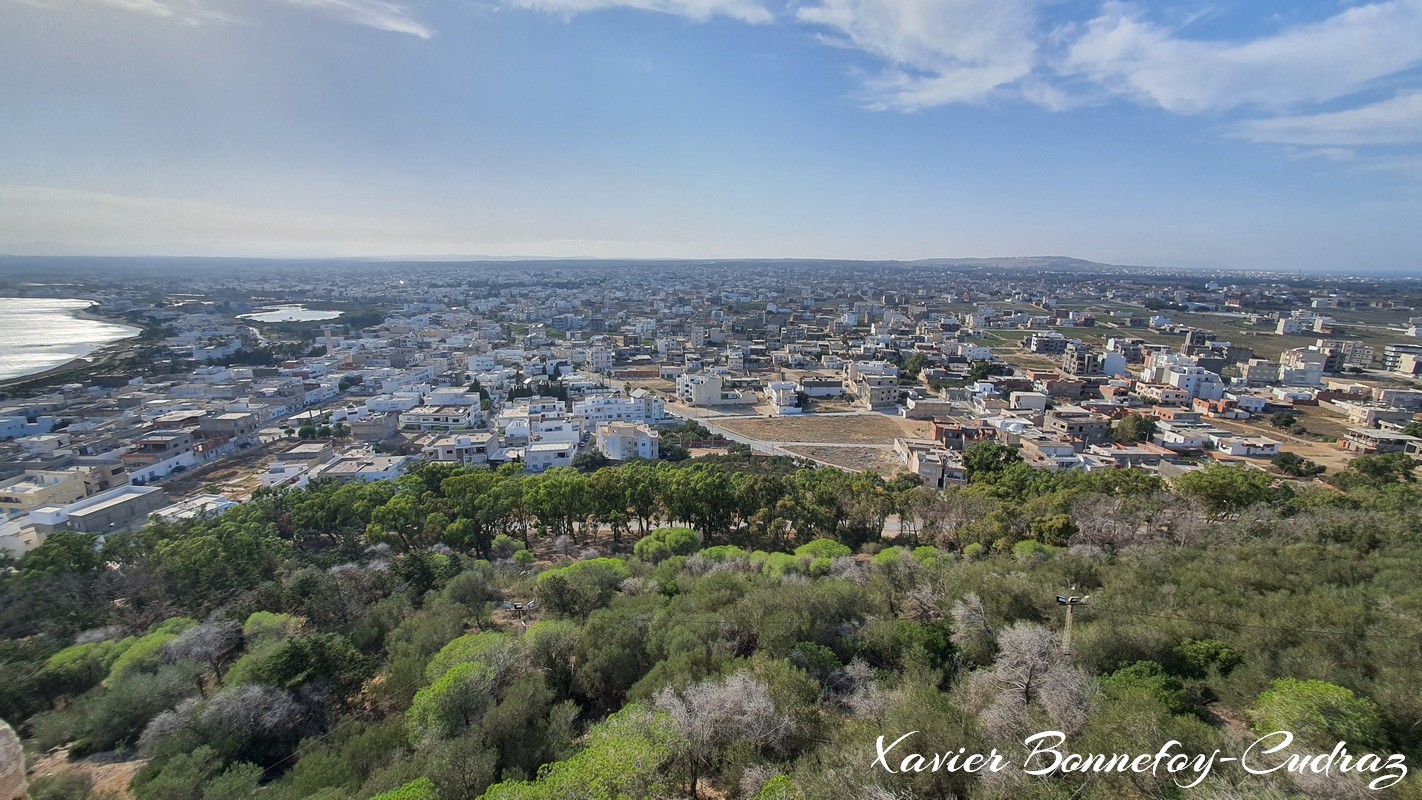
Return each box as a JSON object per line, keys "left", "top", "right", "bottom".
{"left": 572, "top": 451, "right": 611, "bottom": 473}
{"left": 1175, "top": 464, "right": 1288, "bottom": 518}
{"left": 655, "top": 672, "right": 794, "bottom": 799}
{"left": 1111, "top": 412, "right": 1156, "bottom": 444}
{"left": 968, "top": 361, "right": 1006, "bottom": 381}
{"left": 962, "top": 442, "right": 1022, "bottom": 482}
{"left": 369, "top": 492, "right": 441, "bottom": 551}
{"left": 632, "top": 527, "right": 700, "bottom": 563}
{"left": 163, "top": 621, "right": 243, "bottom": 692}
{"left": 1270, "top": 410, "right": 1299, "bottom": 429}
{"left": 1272, "top": 451, "right": 1325, "bottom": 477}
{"left": 535, "top": 559, "right": 630, "bottom": 618}
{"left": 1333, "top": 453, "right": 1417, "bottom": 489}
{"left": 1250, "top": 679, "right": 1386, "bottom": 749}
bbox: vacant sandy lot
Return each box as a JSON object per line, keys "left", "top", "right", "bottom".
{"left": 782, "top": 444, "right": 905, "bottom": 476}
{"left": 717, "top": 414, "right": 931, "bottom": 444}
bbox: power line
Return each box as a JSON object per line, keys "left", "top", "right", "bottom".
{"left": 1087, "top": 605, "right": 1422, "bottom": 644}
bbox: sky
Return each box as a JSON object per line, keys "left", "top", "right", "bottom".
{"left": 1, "top": 0, "right": 1421, "bottom": 273}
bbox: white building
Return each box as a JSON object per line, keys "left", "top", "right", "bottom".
{"left": 572, "top": 391, "right": 667, "bottom": 425}
{"left": 846, "top": 361, "right": 900, "bottom": 408}
{"left": 422, "top": 432, "right": 496, "bottom": 466}
{"left": 764, "top": 381, "right": 802, "bottom": 415}
{"left": 525, "top": 441, "right": 575, "bottom": 473}
{"left": 399, "top": 405, "right": 477, "bottom": 431}
{"left": 1211, "top": 434, "right": 1281, "bottom": 457}
{"left": 676, "top": 373, "right": 738, "bottom": 406}
{"left": 1165, "top": 366, "right": 1226, "bottom": 401}
{"left": 596, "top": 422, "right": 660, "bottom": 461}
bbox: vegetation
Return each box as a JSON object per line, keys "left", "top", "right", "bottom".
{"left": 3, "top": 454, "right": 1421, "bottom": 798}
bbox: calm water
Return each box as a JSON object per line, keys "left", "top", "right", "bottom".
{"left": 0, "top": 298, "right": 141, "bottom": 381}
{"left": 237, "top": 304, "right": 341, "bottom": 323}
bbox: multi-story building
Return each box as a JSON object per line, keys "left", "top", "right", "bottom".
{"left": 764, "top": 381, "right": 802, "bottom": 415}
{"left": 198, "top": 411, "right": 260, "bottom": 443}
{"left": 120, "top": 430, "right": 195, "bottom": 469}
{"left": 1278, "top": 348, "right": 1328, "bottom": 386}
{"left": 399, "top": 405, "right": 476, "bottom": 431}
{"left": 525, "top": 441, "right": 576, "bottom": 473}
{"left": 1021, "top": 332, "right": 1070, "bottom": 355}
{"left": 1340, "top": 428, "right": 1421, "bottom": 455}
{"left": 572, "top": 391, "right": 667, "bottom": 425}
{"left": 846, "top": 361, "right": 900, "bottom": 408}
{"left": 1316, "top": 339, "right": 1374, "bottom": 368}
{"left": 595, "top": 422, "right": 660, "bottom": 461}
{"left": 1383, "top": 344, "right": 1422, "bottom": 376}
{"left": 1164, "top": 366, "right": 1226, "bottom": 401}
{"left": 0, "top": 470, "right": 88, "bottom": 518}
{"left": 894, "top": 438, "right": 966, "bottom": 488}
{"left": 676, "top": 373, "right": 738, "bottom": 406}
{"left": 1043, "top": 410, "right": 1112, "bottom": 448}
{"left": 422, "top": 433, "right": 496, "bottom": 467}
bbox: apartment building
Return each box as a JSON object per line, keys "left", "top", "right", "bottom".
{"left": 1043, "top": 409, "right": 1112, "bottom": 448}
{"left": 572, "top": 391, "right": 667, "bottom": 425}
{"left": 764, "top": 381, "right": 802, "bottom": 415}
{"left": 846, "top": 361, "right": 901, "bottom": 409}
{"left": 422, "top": 432, "right": 496, "bottom": 467}
{"left": 0, "top": 470, "right": 88, "bottom": 518}
{"left": 595, "top": 422, "right": 660, "bottom": 461}
{"left": 399, "top": 405, "right": 476, "bottom": 431}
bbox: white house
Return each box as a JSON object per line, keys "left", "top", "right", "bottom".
{"left": 572, "top": 391, "right": 668, "bottom": 425}
{"left": 422, "top": 432, "right": 496, "bottom": 466}
{"left": 399, "top": 405, "right": 476, "bottom": 431}
{"left": 596, "top": 422, "right": 660, "bottom": 461}
{"left": 525, "top": 441, "right": 575, "bottom": 473}
{"left": 764, "top": 381, "right": 802, "bottom": 415}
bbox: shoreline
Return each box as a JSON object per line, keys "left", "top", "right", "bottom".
{"left": 0, "top": 299, "right": 144, "bottom": 390}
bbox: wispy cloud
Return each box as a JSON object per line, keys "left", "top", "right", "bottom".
{"left": 275, "top": 0, "right": 432, "bottom": 38}
{"left": 1062, "top": 0, "right": 1422, "bottom": 114}
{"left": 10, "top": 0, "right": 433, "bottom": 36}
{"left": 1232, "top": 92, "right": 1422, "bottom": 147}
{"left": 504, "top": 0, "right": 773, "bottom": 24}
{"left": 794, "top": 0, "right": 1044, "bottom": 109}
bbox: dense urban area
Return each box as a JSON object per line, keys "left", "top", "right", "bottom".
{"left": 1, "top": 257, "right": 1421, "bottom": 800}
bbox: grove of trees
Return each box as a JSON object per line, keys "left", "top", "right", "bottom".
{"left": 3, "top": 449, "right": 1421, "bottom": 799}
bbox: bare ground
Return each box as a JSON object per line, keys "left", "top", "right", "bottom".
{"left": 781, "top": 445, "right": 905, "bottom": 476}
{"left": 716, "top": 414, "right": 931, "bottom": 444}
{"left": 29, "top": 748, "right": 144, "bottom": 800}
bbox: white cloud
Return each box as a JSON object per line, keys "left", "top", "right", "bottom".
{"left": 89, "top": 0, "right": 175, "bottom": 15}
{"left": 505, "top": 0, "right": 773, "bottom": 24}
{"left": 274, "top": 0, "right": 432, "bottom": 37}
{"left": 794, "top": 0, "right": 1043, "bottom": 109}
{"left": 1233, "top": 92, "right": 1422, "bottom": 146}
{"left": 9, "top": 0, "right": 432, "bottom": 36}
{"left": 1064, "top": 0, "right": 1422, "bottom": 114}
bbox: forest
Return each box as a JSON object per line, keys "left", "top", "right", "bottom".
{"left": 2, "top": 445, "right": 1421, "bottom": 800}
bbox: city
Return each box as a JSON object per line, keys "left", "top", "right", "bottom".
{"left": 2, "top": 258, "right": 1419, "bottom": 557}
{"left": 5, "top": 0, "right": 1422, "bottom": 795}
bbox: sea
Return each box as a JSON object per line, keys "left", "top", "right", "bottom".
{"left": 0, "top": 298, "right": 141, "bottom": 382}
{"left": 237, "top": 304, "right": 341, "bottom": 323}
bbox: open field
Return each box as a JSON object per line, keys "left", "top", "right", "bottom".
{"left": 782, "top": 444, "right": 904, "bottom": 476}
{"left": 1209, "top": 416, "right": 1356, "bottom": 473}
{"left": 716, "top": 413, "right": 931, "bottom": 444}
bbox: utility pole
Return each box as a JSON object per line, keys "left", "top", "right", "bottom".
{"left": 1056, "top": 593, "right": 1089, "bottom": 656}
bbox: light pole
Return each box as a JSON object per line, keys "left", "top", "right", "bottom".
{"left": 1056, "top": 593, "right": 1089, "bottom": 656}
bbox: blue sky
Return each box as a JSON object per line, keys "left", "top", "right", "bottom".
{"left": 1, "top": 0, "right": 1421, "bottom": 272}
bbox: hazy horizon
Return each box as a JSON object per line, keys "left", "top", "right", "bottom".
{"left": 3, "top": 0, "right": 1422, "bottom": 273}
